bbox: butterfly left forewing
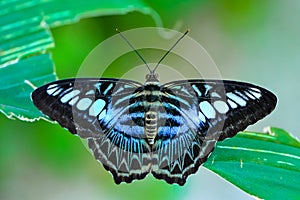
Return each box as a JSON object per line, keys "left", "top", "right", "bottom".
{"left": 32, "top": 78, "right": 142, "bottom": 138}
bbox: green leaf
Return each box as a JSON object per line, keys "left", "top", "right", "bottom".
{"left": 204, "top": 127, "right": 300, "bottom": 199}
{"left": 0, "top": 54, "right": 56, "bottom": 119}
{"left": 0, "top": 0, "right": 161, "bottom": 120}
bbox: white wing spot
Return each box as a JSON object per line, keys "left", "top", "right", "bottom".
{"left": 211, "top": 92, "right": 221, "bottom": 98}
{"left": 244, "top": 91, "right": 256, "bottom": 100}
{"left": 47, "top": 84, "right": 58, "bottom": 89}
{"left": 46, "top": 84, "right": 58, "bottom": 95}
{"left": 226, "top": 92, "right": 246, "bottom": 106}
{"left": 227, "top": 99, "right": 238, "bottom": 109}
{"left": 251, "top": 87, "right": 261, "bottom": 93}
{"left": 76, "top": 98, "right": 92, "bottom": 110}
{"left": 98, "top": 109, "right": 106, "bottom": 120}
{"left": 235, "top": 91, "right": 248, "bottom": 100}
{"left": 94, "top": 83, "right": 101, "bottom": 88}
{"left": 213, "top": 100, "right": 229, "bottom": 114}
{"left": 124, "top": 84, "right": 133, "bottom": 89}
{"left": 204, "top": 84, "right": 212, "bottom": 90}
{"left": 85, "top": 90, "right": 95, "bottom": 95}
{"left": 89, "top": 99, "right": 106, "bottom": 117}
{"left": 69, "top": 96, "right": 79, "bottom": 106}
{"left": 103, "top": 83, "right": 113, "bottom": 95}
{"left": 192, "top": 85, "right": 202, "bottom": 96}
{"left": 199, "top": 101, "right": 216, "bottom": 119}
{"left": 249, "top": 89, "right": 262, "bottom": 99}
{"left": 204, "top": 84, "right": 212, "bottom": 95}
{"left": 198, "top": 111, "right": 206, "bottom": 123}
{"left": 52, "top": 88, "right": 63, "bottom": 96}
{"left": 61, "top": 90, "right": 80, "bottom": 103}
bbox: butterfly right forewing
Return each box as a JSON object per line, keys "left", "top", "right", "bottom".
{"left": 163, "top": 79, "right": 277, "bottom": 141}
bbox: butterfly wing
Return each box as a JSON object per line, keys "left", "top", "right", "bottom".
{"left": 164, "top": 79, "right": 277, "bottom": 140}
{"left": 32, "top": 78, "right": 152, "bottom": 183}
{"left": 32, "top": 78, "right": 139, "bottom": 137}
{"left": 32, "top": 78, "right": 277, "bottom": 185}
{"left": 150, "top": 79, "right": 277, "bottom": 185}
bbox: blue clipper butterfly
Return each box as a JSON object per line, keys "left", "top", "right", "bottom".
{"left": 31, "top": 30, "right": 277, "bottom": 185}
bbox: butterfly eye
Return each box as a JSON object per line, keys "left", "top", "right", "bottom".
{"left": 154, "top": 73, "right": 159, "bottom": 79}
{"left": 145, "top": 74, "right": 150, "bottom": 80}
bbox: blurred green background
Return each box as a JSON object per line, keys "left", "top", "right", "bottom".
{"left": 1, "top": 0, "right": 299, "bottom": 199}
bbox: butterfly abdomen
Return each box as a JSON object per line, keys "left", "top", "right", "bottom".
{"left": 145, "top": 111, "right": 158, "bottom": 145}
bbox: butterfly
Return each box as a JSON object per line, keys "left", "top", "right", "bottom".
{"left": 31, "top": 30, "right": 277, "bottom": 185}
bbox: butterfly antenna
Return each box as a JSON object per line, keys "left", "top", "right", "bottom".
{"left": 153, "top": 29, "right": 189, "bottom": 73}
{"left": 116, "top": 28, "right": 152, "bottom": 73}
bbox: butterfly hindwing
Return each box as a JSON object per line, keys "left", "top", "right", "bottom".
{"left": 88, "top": 130, "right": 152, "bottom": 184}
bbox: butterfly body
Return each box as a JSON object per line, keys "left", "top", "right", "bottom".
{"left": 32, "top": 76, "right": 277, "bottom": 185}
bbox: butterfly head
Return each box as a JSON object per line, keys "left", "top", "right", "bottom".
{"left": 145, "top": 72, "right": 159, "bottom": 82}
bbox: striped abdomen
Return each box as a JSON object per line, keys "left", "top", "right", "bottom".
{"left": 145, "top": 111, "right": 158, "bottom": 145}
